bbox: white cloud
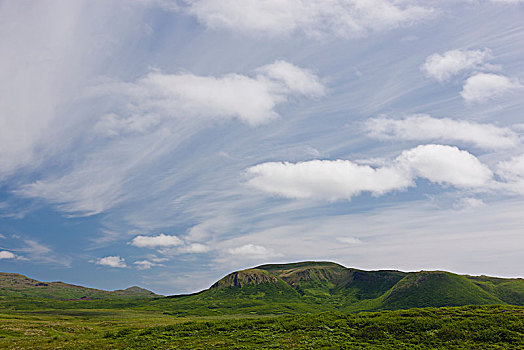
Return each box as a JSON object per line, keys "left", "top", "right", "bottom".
{"left": 178, "top": 243, "right": 211, "bottom": 254}
{"left": 96, "top": 256, "right": 127, "bottom": 268}
{"left": 397, "top": 144, "right": 493, "bottom": 187}
{"left": 497, "top": 154, "right": 524, "bottom": 181}
{"left": 0, "top": 1, "right": 151, "bottom": 180}
{"left": 0, "top": 250, "right": 16, "bottom": 259}
{"left": 247, "top": 144, "right": 493, "bottom": 200}
{"left": 257, "top": 60, "right": 326, "bottom": 97}
{"left": 461, "top": 73, "right": 522, "bottom": 103}
{"left": 421, "top": 49, "right": 493, "bottom": 82}
{"left": 228, "top": 244, "right": 279, "bottom": 258}
{"left": 454, "top": 197, "right": 486, "bottom": 210}
{"left": 247, "top": 159, "right": 412, "bottom": 200}
{"left": 157, "top": 242, "right": 212, "bottom": 256}
{"left": 96, "top": 60, "right": 324, "bottom": 128}
{"left": 130, "top": 233, "right": 211, "bottom": 255}
{"left": 134, "top": 260, "right": 162, "bottom": 270}
{"left": 130, "top": 233, "right": 183, "bottom": 248}
{"left": 366, "top": 115, "right": 518, "bottom": 149}
{"left": 337, "top": 237, "right": 362, "bottom": 244}
{"left": 491, "top": 0, "right": 524, "bottom": 3}
{"left": 184, "top": 0, "right": 433, "bottom": 38}
{"left": 496, "top": 154, "right": 524, "bottom": 194}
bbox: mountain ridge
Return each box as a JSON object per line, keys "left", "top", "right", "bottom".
{"left": 159, "top": 261, "right": 524, "bottom": 315}
{"left": 3, "top": 261, "right": 524, "bottom": 315}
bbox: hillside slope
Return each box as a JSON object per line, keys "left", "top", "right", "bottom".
{"left": 379, "top": 271, "right": 502, "bottom": 309}
{"left": 0, "top": 272, "right": 159, "bottom": 300}
{"left": 158, "top": 262, "right": 523, "bottom": 315}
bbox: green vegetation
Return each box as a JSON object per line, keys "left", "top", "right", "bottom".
{"left": 0, "top": 272, "right": 158, "bottom": 300}
{"left": 0, "top": 305, "right": 523, "bottom": 349}
{"left": 380, "top": 271, "right": 502, "bottom": 309}
{"left": 150, "top": 262, "right": 524, "bottom": 316}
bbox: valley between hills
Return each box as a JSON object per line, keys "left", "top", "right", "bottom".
{"left": 1, "top": 261, "right": 524, "bottom": 348}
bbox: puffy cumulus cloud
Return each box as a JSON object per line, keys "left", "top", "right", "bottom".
{"left": 228, "top": 244, "right": 279, "bottom": 258}
{"left": 130, "top": 233, "right": 183, "bottom": 248}
{"left": 366, "top": 115, "right": 518, "bottom": 150}
{"left": 0, "top": 250, "right": 16, "bottom": 260}
{"left": 421, "top": 49, "right": 493, "bottom": 82}
{"left": 183, "top": 0, "right": 433, "bottom": 38}
{"left": 461, "top": 73, "right": 522, "bottom": 103}
{"left": 397, "top": 144, "right": 493, "bottom": 187}
{"left": 247, "top": 159, "right": 412, "bottom": 200}
{"left": 95, "top": 256, "right": 127, "bottom": 268}
{"left": 247, "top": 144, "right": 493, "bottom": 200}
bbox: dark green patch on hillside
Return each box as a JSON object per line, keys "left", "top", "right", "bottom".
{"left": 466, "top": 275, "right": 524, "bottom": 305}
{"left": 380, "top": 271, "right": 502, "bottom": 309}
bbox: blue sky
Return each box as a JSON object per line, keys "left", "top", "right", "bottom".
{"left": 1, "top": 0, "right": 523, "bottom": 295}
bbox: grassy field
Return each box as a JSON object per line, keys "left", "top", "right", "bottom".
{"left": 1, "top": 305, "right": 523, "bottom": 349}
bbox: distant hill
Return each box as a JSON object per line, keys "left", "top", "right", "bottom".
{"left": 156, "top": 261, "right": 524, "bottom": 316}
{"left": 0, "top": 272, "right": 160, "bottom": 300}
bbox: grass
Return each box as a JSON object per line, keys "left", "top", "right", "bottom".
{"left": 0, "top": 305, "right": 523, "bottom": 349}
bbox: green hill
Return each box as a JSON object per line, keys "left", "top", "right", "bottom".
{"left": 465, "top": 275, "right": 524, "bottom": 305}
{"left": 0, "top": 272, "right": 159, "bottom": 300}
{"left": 379, "top": 271, "right": 502, "bottom": 309}
{"left": 156, "top": 262, "right": 524, "bottom": 316}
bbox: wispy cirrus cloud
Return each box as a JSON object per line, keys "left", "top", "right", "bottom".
{"left": 18, "top": 60, "right": 324, "bottom": 216}
{"left": 183, "top": 0, "right": 434, "bottom": 38}
{"left": 365, "top": 115, "right": 519, "bottom": 150}
{"left": 129, "top": 233, "right": 211, "bottom": 260}
{"left": 92, "top": 60, "right": 324, "bottom": 128}
{"left": 496, "top": 154, "right": 524, "bottom": 194}
{"left": 12, "top": 239, "right": 70, "bottom": 267}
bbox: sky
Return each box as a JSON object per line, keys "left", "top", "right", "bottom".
{"left": 0, "top": 0, "right": 523, "bottom": 295}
